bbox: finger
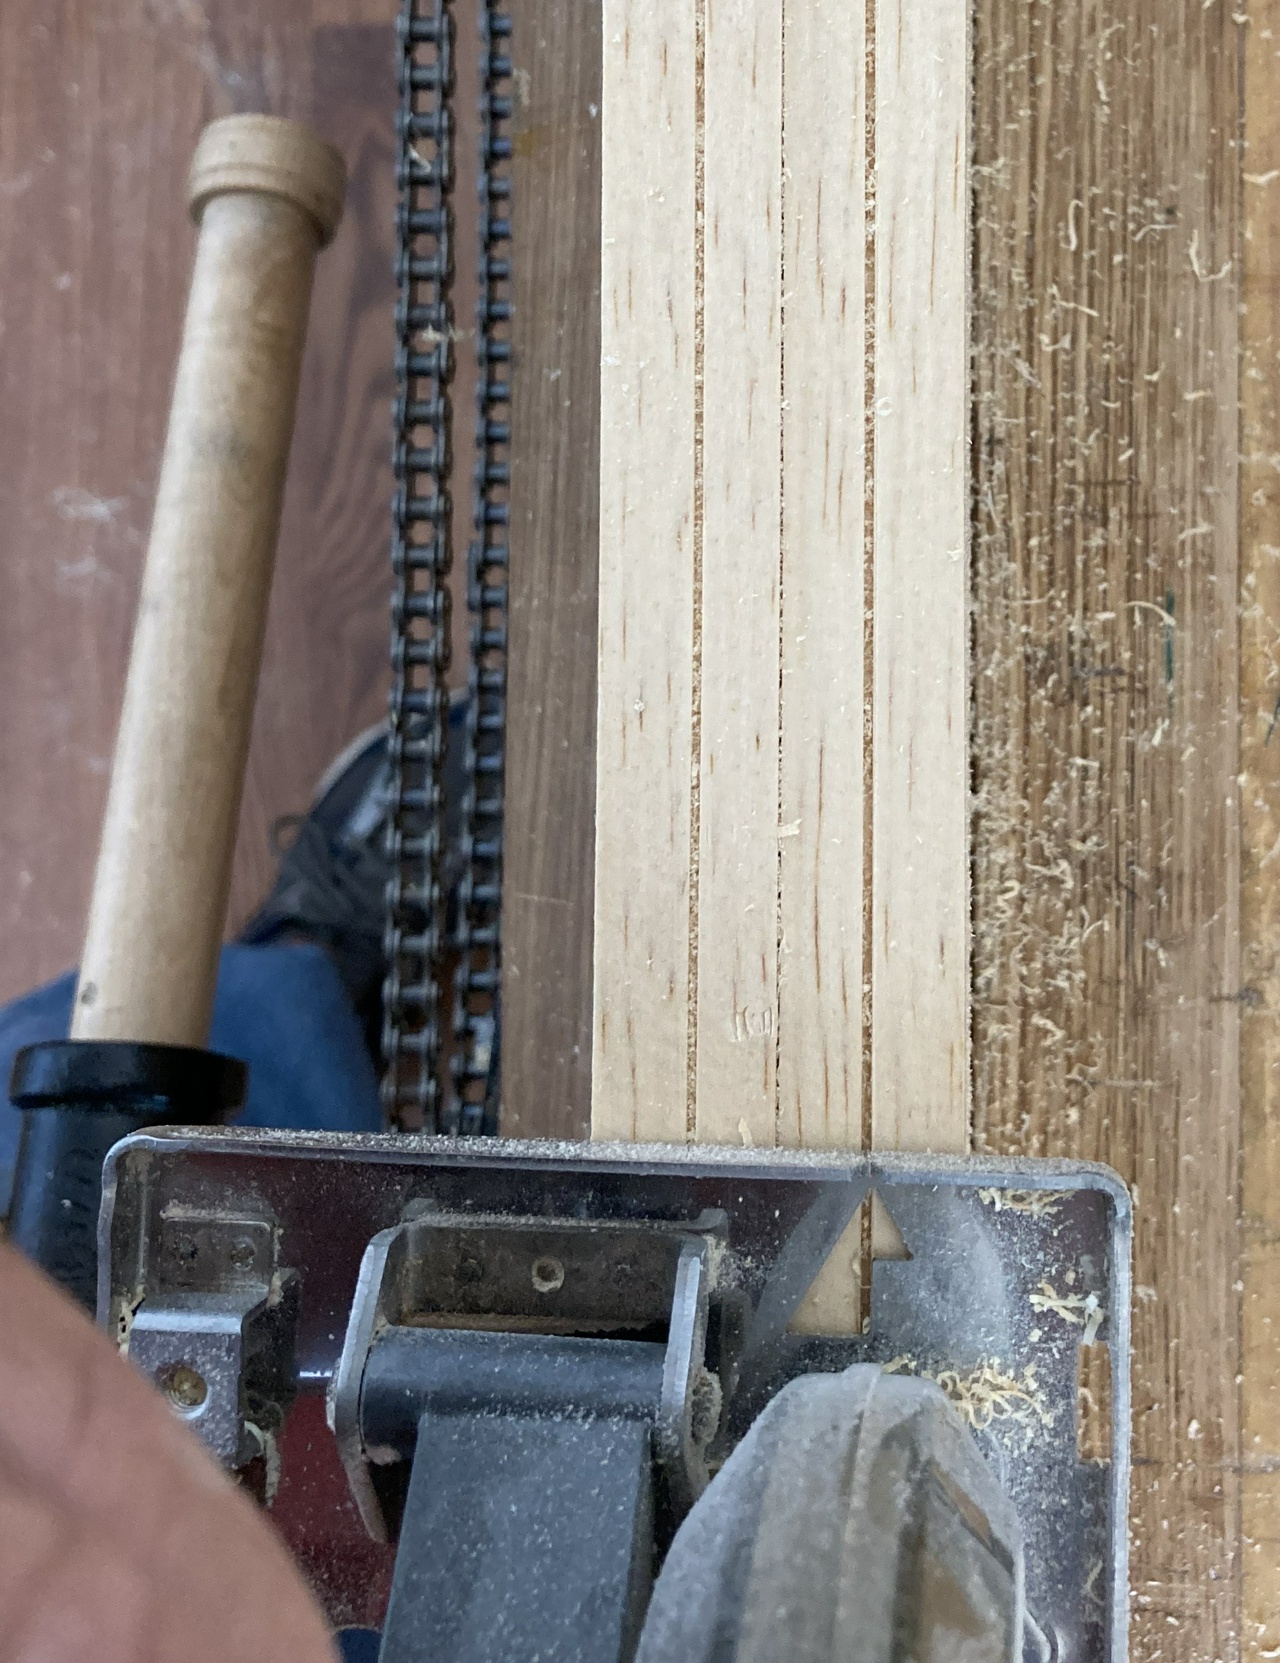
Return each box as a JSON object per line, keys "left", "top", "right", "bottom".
{"left": 0, "top": 1241, "right": 337, "bottom": 1663}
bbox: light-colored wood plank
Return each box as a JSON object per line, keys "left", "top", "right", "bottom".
{"left": 593, "top": 0, "right": 968, "bottom": 1158}
{"left": 869, "top": 0, "right": 969, "bottom": 1154}
{"left": 776, "top": 0, "right": 867, "bottom": 1153}
{"left": 1241, "top": 0, "right": 1280, "bottom": 1647}
{"left": 693, "top": 0, "right": 783, "bottom": 1145}
{"left": 592, "top": 0, "right": 698, "bottom": 1141}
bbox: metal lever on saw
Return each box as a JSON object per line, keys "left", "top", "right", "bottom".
{"left": 7, "top": 115, "right": 346, "bottom": 1307}
{"left": 329, "top": 1210, "right": 722, "bottom": 1663}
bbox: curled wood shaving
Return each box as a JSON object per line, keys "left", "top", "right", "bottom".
{"left": 977, "top": 1187, "right": 1066, "bottom": 1218}
{"left": 1029, "top": 1280, "right": 1106, "bottom": 1342}
{"left": 884, "top": 1355, "right": 1054, "bottom": 1435}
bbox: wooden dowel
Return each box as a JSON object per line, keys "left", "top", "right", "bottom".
{"left": 71, "top": 115, "right": 345, "bottom": 1048}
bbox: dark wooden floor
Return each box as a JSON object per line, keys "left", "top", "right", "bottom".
{"left": 0, "top": 0, "right": 485, "bottom": 1003}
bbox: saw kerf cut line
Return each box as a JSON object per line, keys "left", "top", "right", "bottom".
{"left": 594, "top": 0, "right": 969, "bottom": 1167}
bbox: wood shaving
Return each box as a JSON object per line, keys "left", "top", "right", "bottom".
{"left": 1029, "top": 1280, "right": 1105, "bottom": 1343}
{"left": 977, "top": 1187, "right": 1065, "bottom": 1218}
{"left": 884, "top": 1355, "right": 1054, "bottom": 1435}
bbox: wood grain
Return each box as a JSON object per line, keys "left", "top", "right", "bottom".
{"left": 500, "top": 0, "right": 601, "bottom": 1140}
{"left": 1241, "top": 0, "right": 1280, "bottom": 1648}
{"left": 592, "top": 0, "right": 969, "bottom": 1156}
{"left": 776, "top": 0, "right": 866, "bottom": 1154}
{"left": 228, "top": 12, "right": 404, "bottom": 931}
{"left": 77, "top": 128, "right": 343, "bottom": 1050}
{"left": 869, "top": 0, "right": 969, "bottom": 1153}
{"left": 970, "top": 1, "right": 1242, "bottom": 1655}
{"left": 0, "top": 1, "right": 401, "bottom": 1006}
{"left": 592, "top": 0, "right": 698, "bottom": 1142}
{"left": 694, "top": 0, "right": 783, "bottom": 1145}
{"left": 522, "top": 0, "right": 1261, "bottom": 1651}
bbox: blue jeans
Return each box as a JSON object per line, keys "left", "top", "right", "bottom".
{"left": 0, "top": 942, "right": 383, "bottom": 1218}
{"left": 0, "top": 945, "right": 387, "bottom": 1658}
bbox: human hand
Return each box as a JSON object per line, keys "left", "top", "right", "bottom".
{"left": 0, "top": 1238, "right": 336, "bottom": 1663}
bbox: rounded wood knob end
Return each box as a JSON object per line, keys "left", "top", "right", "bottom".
{"left": 187, "top": 114, "right": 347, "bottom": 246}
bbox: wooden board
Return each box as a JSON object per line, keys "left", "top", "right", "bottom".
{"left": 971, "top": 0, "right": 1244, "bottom": 1655}
{"left": 500, "top": 0, "right": 601, "bottom": 1140}
{"left": 1241, "top": 0, "right": 1280, "bottom": 1646}
{"left": 695, "top": 0, "right": 785, "bottom": 1144}
{"left": 592, "top": 0, "right": 698, "bottom": 1143}
{"left": 869, "top": 0, "right": 969, "bottom": 1148}
{"left": 591, "top": 0, "right": 969, "bottom": 1157}
{"left": 774, "top": 0, "right": 866, "bottom": 1153}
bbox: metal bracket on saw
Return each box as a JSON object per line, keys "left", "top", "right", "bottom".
{"left": 330, "top": 1211, "right": 721, "bottom": 1661}
{"left": 99, "top": 1131, "right": 1131, "bottom": 1660}
{"left": 113, "top": 1203, "right": 299, "bottom": 1469}
{"left": 330, "top": 1208, "right": 720, "bottom": 1545}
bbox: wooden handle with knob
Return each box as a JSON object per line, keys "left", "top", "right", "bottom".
{"left": 70, "top": 115, "right": 346, "bottom": 1049}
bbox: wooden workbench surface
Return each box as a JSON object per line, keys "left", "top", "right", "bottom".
{"left": 971, "top": 0, "right": 1251, "bottom": 1651}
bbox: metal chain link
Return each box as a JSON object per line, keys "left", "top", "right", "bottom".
{"left": 447, "top": 2, "right": 512, "bottom": 1136}
{"left": 382, "top": 0, "right": 456, "bottom": 1129}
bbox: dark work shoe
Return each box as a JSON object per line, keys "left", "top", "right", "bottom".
{"left": 239, "top": 725, "right": 391, "bottom": 1054}
{"left": 240, "top": 698, "right": 469, "bottom": 1062}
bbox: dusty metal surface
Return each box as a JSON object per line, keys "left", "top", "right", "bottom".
{"left": 100, "top": 1129, "right": 1130, "bottom": 1653}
